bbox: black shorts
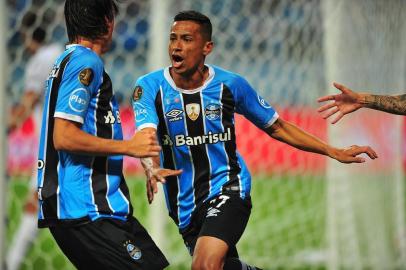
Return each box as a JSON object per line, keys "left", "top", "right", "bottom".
{"left": 181, "top": 191, "right": 252, "bottom": 258}
{"left": 49, "top": 216, "right": 169, "bottom": 270}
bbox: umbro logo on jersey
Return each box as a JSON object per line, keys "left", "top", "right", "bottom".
{"left": 166, "top": 109, "right": 183, "bottom": 122}
{"left": 186, "top": 103, "right": 200, "bottom": 121}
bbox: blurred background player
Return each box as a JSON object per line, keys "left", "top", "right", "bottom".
{"left": 133, "top": 10, "right": 378, "bottom": 270}
{"left": 318, "top": 82, "right": 406, "bottom": 124}
{"left": 6, "top": 14, "right": 63, "bottom": 270}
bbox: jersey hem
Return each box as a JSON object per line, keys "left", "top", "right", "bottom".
{"left": 54, "top": 112, "right": 84, "bottom": 124}
{"left": 137, "top": 123, "right": 158, "bottom": 131}
{"left": 263, "top": 112, "right": 279, "bottom": 129}
{"left": 38, "top": 215, "right": 129, "bottom": 228}
{"left": 38, "top": 216, "right": 90, "bottom": 228}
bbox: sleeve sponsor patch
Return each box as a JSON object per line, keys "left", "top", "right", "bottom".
{"left": 134, "top": 103, "right": 147, "bottom": 122}
{"left": 257, "top": 94, "right": 272, "bottom": 109}
{"left": 78, "top": 68, "right": 94, "bottom": 86}
{"left": 132, "top": 86, "right": 143, "bottom": 101}
{"left": 69, "top": 88, "right": 90, "bottom": 112}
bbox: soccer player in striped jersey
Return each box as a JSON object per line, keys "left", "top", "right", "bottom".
{"left": 37, "top": 1, "right": 179, "bottom": 269}
{"left": 132, "top": 10, "right": 378, "bottom": 270}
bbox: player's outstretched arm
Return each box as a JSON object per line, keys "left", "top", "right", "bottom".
{"left": 265, "top": 118, "right": 378, "bottom": 163}
{"left": 318, "top": 82, "right": 406, "bottom": 124}
{"left": 53, "top": 118, "right": 161, "bottom": 157}
{"left": 139, "top": 128, "right": 182, "bottom": 203}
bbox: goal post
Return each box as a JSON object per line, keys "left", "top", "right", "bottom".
{"left": 0, "top": 0, "right": 8, "bottom": 267}
{"left": 146, "top": 0, "right": 170, "bottom": 252}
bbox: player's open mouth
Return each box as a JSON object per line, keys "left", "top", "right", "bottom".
{"left": 172, "top": 54, "right": 184, "bottom": 68}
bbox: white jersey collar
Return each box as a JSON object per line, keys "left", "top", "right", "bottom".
{"left": 163, "top": 65, "right": 215, "bottom": 94}
{"left": 65, "top": 44, "right": 91, "bottom": 50}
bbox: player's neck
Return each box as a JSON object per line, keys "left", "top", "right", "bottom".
{"left": 73, "top": 37, "right": 105, "bottom": 56}
{"left": 170, "top": 65, "right": 209, "bottom": 90}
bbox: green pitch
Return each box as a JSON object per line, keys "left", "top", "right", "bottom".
{"left": 6, "top": 175, "right": 326, "bottom": 270}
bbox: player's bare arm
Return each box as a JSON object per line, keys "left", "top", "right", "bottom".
{"left": 140, "top": 129, "right": 182, "bottom": 203}
{"left": 318, "top": 82, "right": 406, "bottom": 123}
{"left": 361, "top": 93, "right": 406, "bottom": 115}
{"left": 53, "top": 118, "right": 161, "bottom": 157}
{"left": 265, "top": 118, "right": 378, "bottom": 163}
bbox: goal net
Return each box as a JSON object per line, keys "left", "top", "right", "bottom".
{"left": 3, "top": 0, "right": 405, "bottom": 269}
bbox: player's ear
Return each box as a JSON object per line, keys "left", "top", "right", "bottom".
{"left": 203, "top": 41, "right": 213, "bottom": 56}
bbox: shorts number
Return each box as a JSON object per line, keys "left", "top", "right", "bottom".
{"left": 216, "top": 195, "right": 230, "bottom": 208}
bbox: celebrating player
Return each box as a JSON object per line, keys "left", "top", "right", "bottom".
{"left": 37, "top": 1, "right": 180, "bottom": 269}
{"left": 318, "top": 82, "right": 406, "bottom": 124}
{"left": 132, "top": 10, "right": 377, "bottom": 270}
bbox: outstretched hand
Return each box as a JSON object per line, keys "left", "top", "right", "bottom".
{"left": 330, "top": 145, "right": 378, "bottom": 164}
{"left": 146, "top": 168, "right": 182, "bottom": 204}
{"left": 317, "top": 82, "right": 364, "bottom": 124}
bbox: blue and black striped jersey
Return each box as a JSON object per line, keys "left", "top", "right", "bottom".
{"left": 37, "top": 44, "right": 132, "bottom": 227}
{"left": 132, "top": 65, "right": 278, "bottom": 229}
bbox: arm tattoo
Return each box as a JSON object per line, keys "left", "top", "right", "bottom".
{"left": 362, "top": 94, "right": 406, "bottom": 115}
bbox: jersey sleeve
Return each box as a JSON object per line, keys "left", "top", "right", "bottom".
{"left": 233, "top": 75, "right": 279, "bottom": 129}
{"left": 132, "top": 77, "right": 159, "bottom": 131}
{"left": 54, "top": 53, "right": 102, "bottom": 124}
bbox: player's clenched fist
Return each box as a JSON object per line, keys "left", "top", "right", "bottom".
{"left": 328, "top": 145, "right": 378, "bottom": 164}
{"left": 127, "top": 129, "right": 161, "bottom": 158}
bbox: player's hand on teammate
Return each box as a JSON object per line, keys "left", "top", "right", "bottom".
{"left": 145, "top": 168, "right": 182, "bottom": 204}
{"left": 329, "top": 145, "right": 378, "bottom": 163}
{"left": 317, "top": 82, "right": 365, "bottom": 124}
{"left": 127, "top": 129, "right": 162, "bottom": 158}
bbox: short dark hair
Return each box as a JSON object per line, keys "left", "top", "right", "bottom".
{"left": 32, "top": 27, "right": 46, "bottom": 44}
{"left": 64, "top": 0, "right": 119, "bottom": 43}
{"left": 174, "top": 10, "right": 212, "bottom": 41}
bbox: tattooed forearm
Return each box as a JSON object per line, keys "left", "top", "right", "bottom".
{"left": 361, "top": 94, "right": 406, "bottom": 115}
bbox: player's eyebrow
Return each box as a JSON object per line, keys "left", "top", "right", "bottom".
{"left": 170, "top": 32, "right": 194, "bottom": 39}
